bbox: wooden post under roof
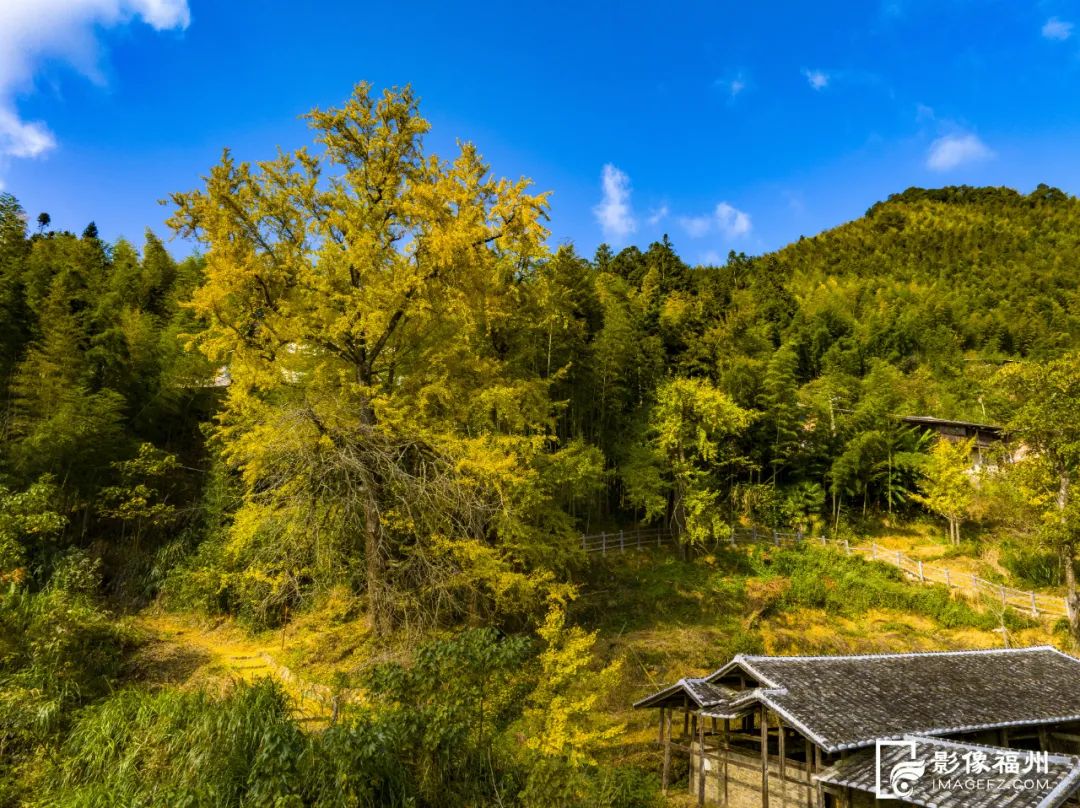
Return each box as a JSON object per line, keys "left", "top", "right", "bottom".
{"left": 761, "top": 704, "right": 771, "bottom": 808}
{"left": 697, "top": 713, "right": 706, "bottom": 807}
{"left": 804, "top": 735, "right": 813, "bottom": 808}
{"left": 813, "top": 745, "right": 822, "bottom": 807}
{"left": 662, "top": 708, "right": 672, "bottom": 793}
{"left": 778, "top": 715, "right": 787, "bottom": 807}
{"left": 690, "top": 712, "right": 698, "bottom": 798}
{"left": 723, "top": 718, "right": 730, "bottom": 806}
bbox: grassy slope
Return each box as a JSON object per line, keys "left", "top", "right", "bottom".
{"left": 132, "top": 536, "right": 1066, "bottom": 805}
{"left": 572, "top": 542, "right": 1062, "bottom": 792}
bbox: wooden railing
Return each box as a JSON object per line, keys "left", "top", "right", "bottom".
{"left": 851, "top": 540, "right": 1068, "bottom": 618}
{"left": 579, "top": 526, "right": 1070, "bottom": 619}
{"left": 580, "top": 526, "right": 675, "bottom": 554}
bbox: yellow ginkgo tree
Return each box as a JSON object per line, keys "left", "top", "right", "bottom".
{"left": 914, "top": 437, "right": 976, "bottom": 545}
{"left": 169, "top": 84, "right": 600, "bottom": 632}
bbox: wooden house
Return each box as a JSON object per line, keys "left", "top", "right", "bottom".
{"left": 900, "top": 416, "right": 1006, "bottom": 470}
{"left": 635, "top": 647, "right": 1080, "bottom": 807}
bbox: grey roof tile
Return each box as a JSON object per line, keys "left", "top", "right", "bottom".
{"left": 817, "top": 735, "right": 1080, "bottom": 808}
{"left": 637, "top": 647, "right": 1080, "bottom": 753}
{"left": 729, "top": 647, "right": 1080, "bottom": 751}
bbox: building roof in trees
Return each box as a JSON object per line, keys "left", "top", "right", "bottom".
{"left": 636, "top": 647, "right": 1080, "bottom": 752}
{"left": 901, "top": 415, "right": 1003, "bottom": 439}
{"left": 816, "top": 735, "right": 1080, "bottom": 807}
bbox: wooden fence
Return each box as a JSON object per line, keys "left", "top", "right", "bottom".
{"left": 580, "top": 526, "right": 675, "bottom": 554}
{"left": 580, "top": 526, "right": 1069, "bottom": 619}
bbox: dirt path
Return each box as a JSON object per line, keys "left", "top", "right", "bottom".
{"left": 133, "top": 612, "right": 346, "bottom": 724}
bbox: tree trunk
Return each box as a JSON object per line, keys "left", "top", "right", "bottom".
{"left": 672, "top": 486, "right": 688, "bottom": 561}
{"left": 1062, "top": 542, "right": 1080, "bottom": 642}
{"left": 1057, "top": 473, "right": 1080, "bottom": 641}
{"left": 362, "top": 490, "right": 390, "bottom": 634}
{"left": 356, "top": 386, "right": 391, "bottom": 634}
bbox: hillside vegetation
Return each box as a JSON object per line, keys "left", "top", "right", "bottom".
{"left": 3, "top": 84, "right": 1080, "bottom": 806}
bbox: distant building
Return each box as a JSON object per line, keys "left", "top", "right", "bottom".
{"left": 900, "top": 415, "right": 1006, "bottom": 470}
{"left": 635, "top": 646, "right": 1080, "bottom": 806}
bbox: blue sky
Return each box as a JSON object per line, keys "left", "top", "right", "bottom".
{"left": 3, "top": 1, "right": 1080, "bottom": 264}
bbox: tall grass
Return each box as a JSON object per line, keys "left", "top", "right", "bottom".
{"left": 29, "top": 626, "right": 658, "bottom": 808}
{"left": 753, "top": 545, "right": 1034, "bottom": 631}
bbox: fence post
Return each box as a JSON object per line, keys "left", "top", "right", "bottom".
{"left": 820, "top": 535, "right": 827, "bottom": 547}
{"left": 752, "top": 526, "right": 758, "bottom": 542}
{"left": 918, "top": 560, "right": 925, "bottom": 583}
{"left": 1031, "top": 592, "right": 1039, "bottom": 617}
{"left": 1000, "top": 585, "right": 1007, "bottom": 607}
{"left": 773, "top": 529, "right": 780, "bottom": 547}
{"left": 581, "top": 535, "right": 586, "bottom": 551}
{"left": 620, "top": 530, "right": 625, "bottom": 553}
{"left": 871, "top": 542, "right": 877, "bottom": 559}
{"left": 944, "top": 568, "right": 951, "bottom": 588}
{"left": 602, "top": 532, "right": 606, "bottom": 556}
{"left": 844, "top": 539, "right": 850, "bottom": 556}
{"left": 657, "top": 530, "right": 662, "bottom": 547}
{"left": 971, "top": 573, "right": 979, "bottom": 592}
{"left": 729, "top": 531, "right": 736, "bottom": 546}
{"left": 896, "top": 550, "right": 903, "bottom": 568}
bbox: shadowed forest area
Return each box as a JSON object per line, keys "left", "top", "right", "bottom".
{"left": 5, "top": 85, "right": 1080, "bottom": 806}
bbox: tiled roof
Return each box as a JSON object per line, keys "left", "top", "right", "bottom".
{"left": 636, "top": 647, "right": 1080, "bottom": 752}
{"left": 731, "top": 647, "right": 1080, "bottom": 751}
{"left": 817, "top": 735, "right": 1080, "bottom": 808}
{"left": 901, "top": 415, "right": 1002, "bottom": 434}
{"left": 633, "top": 677, "right": 743, "bottom": 714}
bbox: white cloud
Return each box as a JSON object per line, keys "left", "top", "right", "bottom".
{"left": 1042, "top": 17, "right": 1074, "bottom": 40}
{"left": 715, "top": 72, "right": 748, "bottom": 101}
{"left": 678, "top": 214, "right": 713, "bottom": 238}
{"left": 679, "top": 202, "right": 752, "bottom": 239}
{"left": 926, "top": 133, "right": 994, "bottom": 171}
{"left": 803, "top": 68, "right": 829, "bottom": 90}
{"left": 715, "top": 202, "right": 751, "bottom": 237}
{"left": 593, "top": 164, "right": 636, "bottom": 242}
{"left": 0, "top": 0, "right": 190, "bottom": 162}
{"left": 0, "top": 108, "right": 55, "bottom": 158}
{"left": 647, "top": 204, "right": 669, "bottom": 226}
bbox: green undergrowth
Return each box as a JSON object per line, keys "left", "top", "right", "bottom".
{"left": 751, "top": 545, "right": 1036, "bottom": 631}
{"left": 23, "top": 626, "right": 659, "bottom": 808}
{"left": 576, "top": 542, "right": 1034, "bottom": 642}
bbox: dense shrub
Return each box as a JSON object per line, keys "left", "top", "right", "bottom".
{"left": 0, "top": 552, "right": 132, "bottom": 747}
{"left": 999, "top": 542, "right": 1063, "bottom": 588}
{"left": 753, "top": 545, "right": 1034, "bottom": 631}
{"left": 28, "top": 625, "right": 653, "bottom": 808}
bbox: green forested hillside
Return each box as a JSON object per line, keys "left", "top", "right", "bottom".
{"left": 4, "top": 86, "right": 1080, "bottom": 807}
